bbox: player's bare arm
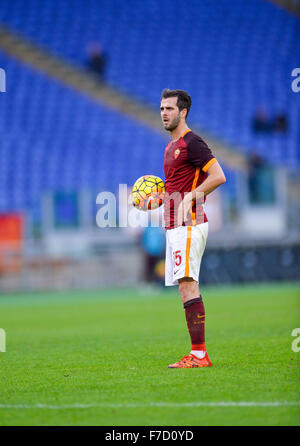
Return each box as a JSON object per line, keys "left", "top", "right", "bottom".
{"left": 192, "top": 160, "right": 226, "bottom": 197}
{"left": 178, "top": 161, "right": 226, "bottom": 225}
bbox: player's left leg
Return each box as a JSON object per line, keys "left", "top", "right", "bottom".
{"left": 178, "top": 278, "right": 207, "bottom": 358}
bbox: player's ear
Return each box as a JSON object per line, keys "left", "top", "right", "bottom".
{"left": 181, "top": 108, "right": 187, "bottom": 120}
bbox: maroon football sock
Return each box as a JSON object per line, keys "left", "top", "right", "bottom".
{"left": 183, "top": 296, "right": 206, "bottom": 351}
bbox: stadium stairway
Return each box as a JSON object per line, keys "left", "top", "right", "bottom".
{"left": 0, "top": 23, "right": 247, "bottom": 173}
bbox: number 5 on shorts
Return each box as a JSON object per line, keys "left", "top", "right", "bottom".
{"left": 173, "top": 250, "right": 182, "bottom": 266}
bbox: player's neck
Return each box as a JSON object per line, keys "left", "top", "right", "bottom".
{"left": 170, "top": 123, "right": 190, "bottom": 141}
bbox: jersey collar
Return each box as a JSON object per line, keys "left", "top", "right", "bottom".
{"left": 181, "top": 129, "right": 191, "bottom": 138}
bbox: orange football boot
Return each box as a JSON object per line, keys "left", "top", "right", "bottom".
{"left": 168, "top": 353, "right": 212, "bottom": 368}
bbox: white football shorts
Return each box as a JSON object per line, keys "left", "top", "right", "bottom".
{"left": 165, "top": 222, "right": 208, "bottom": 286}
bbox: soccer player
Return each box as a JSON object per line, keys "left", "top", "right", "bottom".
{"left": 160, "top": 89, "right": 226, "bottom": 368}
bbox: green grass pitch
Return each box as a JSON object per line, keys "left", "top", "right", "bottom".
{"left": 0, "top": 282, "right": 299, "bottom": 426}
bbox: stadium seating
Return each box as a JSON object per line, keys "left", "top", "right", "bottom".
{"left": 0, "top": 51, "right": 239, "bottom": 216}
{"left": 0, "top": 0, "right": 299, "bottom": 169}
{"left": 0, "top": 52, "right": 167, "bottom": 213}
{"left": 0, "top": 51, "right": 237, "bottom": 215}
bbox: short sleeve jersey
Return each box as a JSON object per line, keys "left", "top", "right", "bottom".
{"left": 163, "top": 129, "right": 216, "bottom": 230}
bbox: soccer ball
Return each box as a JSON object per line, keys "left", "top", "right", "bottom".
{"left": 132, "top": 175, "right": 165, "bottom": 211}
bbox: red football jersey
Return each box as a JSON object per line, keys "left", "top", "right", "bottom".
{"left": 163, "top": 129, "right": 216, "bottom": 229}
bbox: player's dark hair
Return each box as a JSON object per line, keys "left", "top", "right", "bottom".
{"left": 161, "top": 89, "right": 192, "bottom": 118}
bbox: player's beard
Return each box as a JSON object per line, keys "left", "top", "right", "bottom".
{"left": 164, "top": 113, "right": 181, "bottom": 132}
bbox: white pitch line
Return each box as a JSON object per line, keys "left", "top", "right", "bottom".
{"left": 0, "top": 402, "right": 299, "bottom": 410}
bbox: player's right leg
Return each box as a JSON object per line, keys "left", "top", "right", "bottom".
{"left": 168, "top": 277, "right": 212, "bottom": 368}
{"left": 165, "top": 223, "right": 212, "bottom": 368}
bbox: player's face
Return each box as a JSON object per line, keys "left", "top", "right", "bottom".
{"left": 160, "top": 97, "right": 182, "bottom": 131}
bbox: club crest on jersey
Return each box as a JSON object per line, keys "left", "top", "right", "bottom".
{"left": 174, "top": 148, "right": 180, "bottom": 159}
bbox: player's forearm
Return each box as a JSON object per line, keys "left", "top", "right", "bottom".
{"left": 192, "top": 173, "right": 226, "bottom": 199}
